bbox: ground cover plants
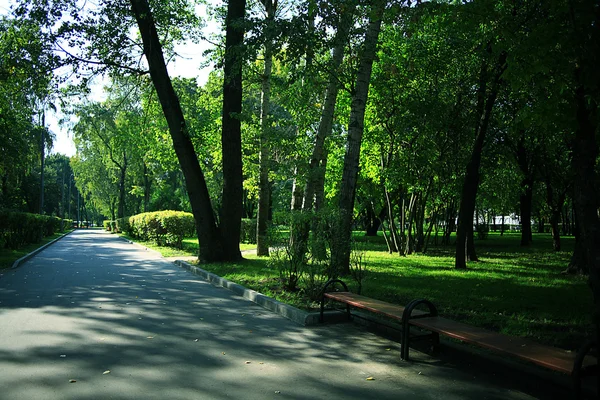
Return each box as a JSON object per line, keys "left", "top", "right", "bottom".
{"left": 164, "top": 231, "right": 590, "bottom": 351}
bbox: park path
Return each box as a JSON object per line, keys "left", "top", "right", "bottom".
{"left": 0, "top": 229, "right": 562, "bottom": 400}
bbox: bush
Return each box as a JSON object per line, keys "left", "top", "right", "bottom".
{"left": 116, "top": 217, "right": 131, "bottom": 235}
{"left": 0, "top": 211, "right": 71, "bottom": 249}
{"left": 240, "top": 218, "right": 257, "bottom": 244}
{"left": 103, "top": 220, "right": 111, "bottom": 231}
{"left": 476, "top": 223, "right": 489, "bottom": 240}
{"left": 128, "top": 211, "right": 195, "bottom": 249}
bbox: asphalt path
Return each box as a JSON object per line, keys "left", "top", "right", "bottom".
{"left": 0, "top": 229, "right": 567, "bottom": 399}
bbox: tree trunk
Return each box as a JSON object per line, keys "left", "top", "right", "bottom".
{"left": 220, "top": 0, "right": 246, "bottom": 261}
{"left": 143, "top": 162, "right": 150, "bottom": 212}
{"left": 256, "top": 1, "right": 276, "bottom": 257}
{"left": 516, "top": 132, "right": 534, "bottom": 246}
{"left": 331, "top": 0, "right": 385, "bottom": 275}
{"left": 519, "top": 177, "right": 533, "bottom": 246}
{"left": 455, "top": 48, "right": 507, "bottom": 269}
{"left": 303, "top": 10, "right": 354, "bottom": 211}
{"left": 287, "top": 6, "right": 357, "bottom": 262}
{"left": 130, "top": 0, "right": 223, "bottom": 262}
{"left": 290, "top": 163, "right": 304, "bottom": 211}
{"left": 39, "top": 117, "right": 45, "bottom": 216}
{"left": 117, "top": 153, "right": 127, "bottom": 219}
{"left": 568, "top": 4, "right": 600, "bottom": 386}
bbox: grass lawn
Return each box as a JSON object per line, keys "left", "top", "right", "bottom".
{"left": 123, "top": 229, "right": 592, "bottom": 350}
{"left": 198, "top": 231, "right": 592, "bottom": 351}
{"left": 117, "top": 233, "right": 257, "bottom": 258}
{"left": 0, "top": 231, "right": 72, "bottom": 269}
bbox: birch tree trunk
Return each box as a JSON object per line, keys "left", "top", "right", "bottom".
{"left": 331, "top": 0, "right": 386, "bottom": 275}
{"left": 256, "top": 0, "right": 277, "bottom": 257}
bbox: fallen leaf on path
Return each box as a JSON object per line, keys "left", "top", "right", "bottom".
{"left": 60, "top": 355, "right": 66, "bottom": 358}
{"left": 386, "top": 348, "right": 391, "bottom": 351}
{"left": 69, "top": 379, "right": 77, "bottom": 383}
{"left": 222, "top": 352, "right": 226, "bottom": 355}
{"left": 103, "top": 370, "right": 110, "bottom": 375}
{"left": 259, "top": 362, "right": 264, "bottom": 365}
{"left": 245, "top": 361, "right": 251, "bottom": 364}
{"left": 147, "top": 336, "right": 154, "bottom": 339}
{"left": 194, "top": 339, "right": 199, "bottom": 342}
{"left": 366, "top": 377, "right": 375, "bottom": 381}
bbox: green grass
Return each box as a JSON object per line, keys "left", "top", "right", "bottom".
{"left": 0, "top": 231, "right": 71, "bottom": 269}
{"left": 123, "top": 230, "right": 592, "bottom": 350}
{"left": 118, "top": 233, "right": 257, "bottom": 257}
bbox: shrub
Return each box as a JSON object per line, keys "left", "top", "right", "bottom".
{"left": 116, "top": 217, "right": 131, "bottom": 235}
{"left": 240, "top": 218, "right": 257, "bottom": 244}
{"left": 0, "top": 211, "right": 70, "bottom": 249}
{"left": 128, "top": 211, "right": 195, "bottom": 249}
{"left": 476, "top": 223, "right": 489, "bottom": 240}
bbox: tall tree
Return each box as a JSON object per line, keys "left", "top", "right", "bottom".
{"left": 331, "top": 0, "right": 387, "bottom": 275}
{"left": 221, "top": 0, "right": 247, "bottom": 261}
{"left": 256, "top": 0, "right": 278, "bottom": 257}
{"left": 454, "top": 44, "right": 507, "bottom": 269}
{"left": 130, "top": 0, "right": 223, "bottom": 262}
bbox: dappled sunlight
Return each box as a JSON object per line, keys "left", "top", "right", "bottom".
{"left": 0, "top": 229, "right": 572, "bottom": 399}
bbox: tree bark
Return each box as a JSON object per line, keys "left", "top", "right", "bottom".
{"left": 455, "top": 48, "right": 507, "bottom": 269}
{"left": 256, "top": 0, "right": 276, "bottom": 257}
{"left": 117, "top": 152, "right": 127, "bottom": 219}
{"left": 130, "top": 0, "right": 222, "bottom": 262}
{"left": 568, "top": 5, "right": 600, "bottom": 389}
{"left": 515, "top": 132, "right": 534, "bottom": 246}
{"left": 331, "top": 0, "right": 386, "bottom": 275}
{"left": 220, "top": 0, "right": 246, "bottom": 261}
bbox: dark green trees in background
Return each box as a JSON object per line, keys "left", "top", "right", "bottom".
{"left": 2, "top": 0, "right": 598, "bottom": 300}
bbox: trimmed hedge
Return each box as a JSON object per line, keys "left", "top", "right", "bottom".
{"left": 106, "top": 211, "right": 196, "bottom": 249}
{"left": 0, "top": 210, "right": 72, "bottom": 250}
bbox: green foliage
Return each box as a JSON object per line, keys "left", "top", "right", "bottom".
{"left": 103, "top": 220, "right": 111, "bottom": 231}
{"left": 127, "top": 211, "right": 195, "bottom": 249}
{"left": 201, "top": 233, "right": 590, "bottom": 349}
{"left": 0, "top": 210, "right": 70, "bottom": 249}
{"left": 240, "top": 218, "right": 257, "bottom": 244}
{"left": 115, "top": 217, "right": 130, "bottom": 235}
{"left": 476, "top": 223, "right": 489, "bottom": 240}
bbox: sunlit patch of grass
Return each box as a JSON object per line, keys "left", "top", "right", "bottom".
{"left": 196, "top": 232, "right": 592, "bottom": 350}
{"left": 125, "top": 229, "right": 591, "bottom": 349}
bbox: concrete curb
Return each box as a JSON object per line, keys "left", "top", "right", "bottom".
{"left": 11, "top": 230, "right": 73, "bottom": 270}
{"left": 174, "top": 260, "right": 330, "bottom": 326}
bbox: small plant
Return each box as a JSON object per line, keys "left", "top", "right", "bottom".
{"left": 349, "top": 241, "right": 368, "bottom": 294}
{"left": 476, "top": 223, "right": 489, "bottom": 240}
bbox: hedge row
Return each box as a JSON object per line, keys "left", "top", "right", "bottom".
{"left": 0, "top": 211, "right": 72, "bottom": 249}
{"left": 104, "top": 211, "right": 195, "bottom": 249}
{"left": 105, "top": 214, "right": 257, "bottom": 248}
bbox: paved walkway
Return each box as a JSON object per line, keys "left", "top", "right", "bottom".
{"left": 0, "top": 230, "right": 567, "bottom": 399}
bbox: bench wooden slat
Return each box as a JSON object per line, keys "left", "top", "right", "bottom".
{"left": 324, "top": 292, "right": 426, "bottom": 321}
{"left": 410, "top": 316, "right": 594, "bottom": 374}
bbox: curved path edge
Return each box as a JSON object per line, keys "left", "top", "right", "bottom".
{"left": 11, "top": 230, "right": 73, "bottom": 270}
{"left": 174, "top": 259, "right": 329, "bottom": 326}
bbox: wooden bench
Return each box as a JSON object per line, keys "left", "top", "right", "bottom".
{"left": 320, "top": 281, "right": 598, "bottom": 398}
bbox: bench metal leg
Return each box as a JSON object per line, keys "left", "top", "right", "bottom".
{"left": 572, "top": 339, "right": 597, "bottom": 400}
{"left": 401, "top": 298, "right": 438, "bottom": 361}
{"left": 319, "top": 279, "right": 349, "bottom": 323}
